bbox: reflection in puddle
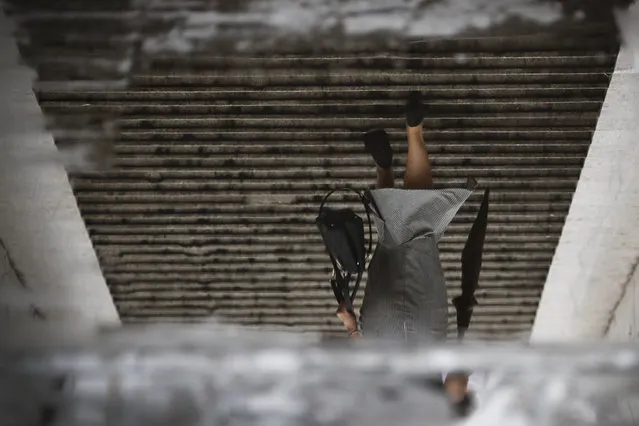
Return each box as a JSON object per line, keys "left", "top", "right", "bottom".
{"left": 2, "top": 324, "right": 638, "bottom": 425}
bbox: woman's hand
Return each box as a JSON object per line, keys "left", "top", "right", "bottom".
{"left": 444, "top": 372, "right": 470, "bottom": 403}
{"left": 335, "top": 302, "right": 359, "bottom": 335}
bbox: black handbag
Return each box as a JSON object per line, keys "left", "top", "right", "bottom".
{"left": 315, "top": 189, "right": 373, "bottom": 314}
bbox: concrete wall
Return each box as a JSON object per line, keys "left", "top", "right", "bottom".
{"left": 0, "top": 10, "right": 119, "bottom": 347}
{"left": 606, "top": 0, "right": 639, "bottom": 344}
{"left": 531, "top": 42, "right": 639, "bottom": 342}
{"left": 607, "top": 267, "right": 639, "bottom": 341}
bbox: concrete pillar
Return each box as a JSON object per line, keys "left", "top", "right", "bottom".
{"left": 0, "top": 10, "right": 119, "bottom": 347}
{"left": 531, "top": 41, "right": 639, "bottom": 341}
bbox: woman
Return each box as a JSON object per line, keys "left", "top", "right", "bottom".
{"left": 336, "top": 91, "right": 476, "bottom": 409}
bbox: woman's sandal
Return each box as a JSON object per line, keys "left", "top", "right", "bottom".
{"left": 405, "top": 90, "right": 425, "bottom": 128}
{"left": 363, "top": 128, "right": 393, "bottom": 170}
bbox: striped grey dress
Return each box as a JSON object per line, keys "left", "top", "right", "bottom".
{"left": 359, "top": 187, "right": 474, "bottom": 344}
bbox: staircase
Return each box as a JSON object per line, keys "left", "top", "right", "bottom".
{"left": 4, "top": 0, "right": 620, "bottom": 340}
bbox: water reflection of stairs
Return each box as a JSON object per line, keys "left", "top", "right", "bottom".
{"left": 5, "top": 0, "right": 620, "bottom": 339}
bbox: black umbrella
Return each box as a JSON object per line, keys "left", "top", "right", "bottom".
{"left": 453, "top": 188, "right": 489, "bottom": 340}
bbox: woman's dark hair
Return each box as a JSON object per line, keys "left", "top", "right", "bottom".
{"left": 451, "top": 392, "right": 475, "bottom": 418}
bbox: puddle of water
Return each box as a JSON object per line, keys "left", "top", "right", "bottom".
{"left": 1, "top": 323, "right": 638, "bottom": 426}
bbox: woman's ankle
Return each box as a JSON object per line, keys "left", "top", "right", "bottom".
{"left": 406, "top": 124, "right": 424, "bottom": 136}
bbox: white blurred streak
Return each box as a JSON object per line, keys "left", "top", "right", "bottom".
{"left": 409, "top": 0, "right": 562, "bottom": 37}
{"left": 141, "top": 0, "right": 565, "bottom": 54}
{"left": 615, "top": 1, "right": 639, "bottom": 72}
{"left": 3, "top": 324, "right": 639, "bottom": 425}
{"left": 56, "top": 143, "right": 101, "bottom": 172}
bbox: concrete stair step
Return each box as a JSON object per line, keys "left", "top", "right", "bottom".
{"left": 105, "top": 269, "right": 550, "bottom": 283}
{"left": 115, "top": 114, "right": 599, "bottom": 129}
{"left": 86, "top": 220, "right": 566, "bottom": 235}
{"left": 105, "top": 154, "right": 584, "bottom": 168}
{"left": 41, "top": 99, "right": 605, "bottom": 115}
{"left": 88, "top": 223, "right": 564, "bottom": 242}
{"left": 73, "top": 188, "right": 577, "bottom": 204}
{"left": 107, "top": 278, "right": 546, "bottom": 291}
{"left": 130, "top": 67, "right": 615, "bottom": 77}
{"left": 229, "top": 34, "right": 618, "bottom": 56}
{"left": 72, "top": 168, "right": 583, "bottom": 181}
{"left": 108, "top": 143, "right": 590, "bottom": 155}
{"left": 98, "top": 242, "right": 558, "bottom": 258}
{"left": 146, "top": 53, "right": 618, "bottom": 70}
{"left": 71, "top": 178, "right": 579, "bottom": 192}
{"left": 114, "top": 305, "right": 540, "bottom": 318}
{"left": 109, "top": 285, "right": 541, "bottom": 297}
{"left": 129, "top": 71, "right": 611, "bottom": 87}
{"left": 116, "top": 128, "right": 595, "bottom": 141}
{"left": 95, "top": 231, "right": 559, "bottom": 248}
{"left": 114, "top": 289, "right": 541, "bottom": 303}
{"left": 112, "top": 294, "right": 541, "bottom": 309}
{"left": 100, "top": 250, "right": 553, "bottom": 268}
{"left": 37, "top": 86, "right": 611, "bottom": 101}
{"left": 106, "top": 289, "right": 545, "bottom": 307}
{"left": 79, "top": 203, "right": 570, "bottom": 219}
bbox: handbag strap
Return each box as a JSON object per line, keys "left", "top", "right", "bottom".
{"left": 329, "top": 267, "right": 363, "bottom": 314}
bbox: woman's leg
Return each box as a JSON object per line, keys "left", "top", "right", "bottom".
{"left": 404, "top": 124, "right": 433, "bottom": 189}
{"left": 376, "top": 165, "right": 394, "bottom": 189}
{"left": 403, "top": 92, "right": 434, "bottom": 190}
